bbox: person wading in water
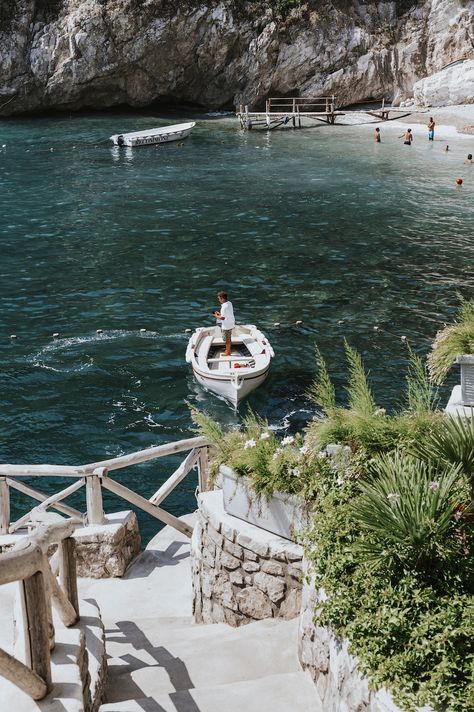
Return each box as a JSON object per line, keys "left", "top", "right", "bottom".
{"left": 400, "top": 128, "right": 413, "bottom": 145}
{"left": 427, "top": 117, "right": 435, "bottom": 141}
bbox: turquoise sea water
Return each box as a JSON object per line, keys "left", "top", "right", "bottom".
{"left": 1, "top": 112, "right": 474, "bottom": 542}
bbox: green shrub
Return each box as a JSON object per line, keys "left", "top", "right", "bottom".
{"left": 411, "top": 414, "right": 474, "bottom": 499}
{"left": 428, "top": 296, "right": 474, "bottom": 384}
{"left": 305, "top": 470, "right": 474, "bottom": 711}
{"left": 307, "top": 343, "right": 441, "bottom": 454}
{"left": 351, "top": 452, "right": 465, "bottom": 578}
{"left": 189, "top": 403, "right": 334, "bottom": 501}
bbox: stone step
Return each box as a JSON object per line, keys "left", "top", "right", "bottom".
{"left": 103, "top": 617, "right": 303, "bottom": 703}
{"left": 99, "top": 670, "right": 322, "bottom": 712}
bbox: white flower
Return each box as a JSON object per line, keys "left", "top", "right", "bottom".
{"left": 272, "top": 448, "right": 283, "bottom": 460}
{"left": 299, "top": 444, "right": 309, "bottom": 455}
{"left": 317, "top": 451, "right": 327, "bottom": 459}
{"left": 336, "top": 475, "right": 344, "bottom": 486}
{"left": 260, "top": 432, "right": 271, "bottom": 440}
{"left": 244, "top": 439, "right": 256, "bottom": 449}
{"left": 292, "top": 468, "right": 301, "bottom": 477}
{"left": 373, "top": 408, "right": 386, "bottom": 417}
{"left": 429, "top": 481, "right": 440, "bottom": 492}
{"left": 281, "top": 435, "right": 294, "bottom": 447}
{"left": 387, "top": 492, "right": 400, "bottom": 504}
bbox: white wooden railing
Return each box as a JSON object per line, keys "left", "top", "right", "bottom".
{"left": 0, "top": 517, "right": 79, "bottom": 700}
{"left": 0, "top": 436, "right": 211, "bottom": 539}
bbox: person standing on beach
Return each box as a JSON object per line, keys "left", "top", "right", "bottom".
{"left": 374, "top": 127, "right": 381, "bottom": 142}
{"left": 214, "top": 291, "right": 235, "bottom": 357}
{"left": 400, "top": 129, "right": 413, "bottom": 145}
{"left": 427, "top": 117, "right": 435, "bottom": 141}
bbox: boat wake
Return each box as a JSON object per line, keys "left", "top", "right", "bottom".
{"left": 28, "top": 329, "right": 161, "bottom": 373}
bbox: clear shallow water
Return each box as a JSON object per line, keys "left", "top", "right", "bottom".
{"left": 1, "top": 112, "right": 473, "bottom": 542}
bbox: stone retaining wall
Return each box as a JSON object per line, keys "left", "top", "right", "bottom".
{"left": 298, "top": 563, "right": 433, "bottom": 712}
{"left": 191, "top": 490, "right": 304, "bottom": 627}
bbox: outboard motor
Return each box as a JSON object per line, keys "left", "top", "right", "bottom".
{"left": 117, "top": 135, "right": 125, "bottom": 146}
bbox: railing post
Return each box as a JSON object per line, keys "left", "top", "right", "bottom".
{"left": 86, "top": 469, "right": 105, "bottom": 525}
{"left": 22, "top": 568, "right": 52, "bottom": 692}
{"left": 198, "top": 446, "right": 210, "bottom": 493}
{"left": 42, "top": 562, "right": 55, "bottom": 651}
{"left": 59, "top": 536, "right": 79, "bottom": 618}
{"left": 0, "top": 476, "right": 10, "bottom": 534}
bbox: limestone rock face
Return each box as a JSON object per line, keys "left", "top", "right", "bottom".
{"left": 0, "top": 1, "right": 473, "bottom": 116}
{"left": 414, "top": 59, "right": 474, "bottom": 106}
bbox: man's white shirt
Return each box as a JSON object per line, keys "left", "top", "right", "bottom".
{"left": 220, "top": 301, "right": 235, "bottom": 329}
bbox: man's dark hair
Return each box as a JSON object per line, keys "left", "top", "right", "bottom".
{"left": 217, "top": 291, "right": 227, "bottom": 300}
{"left": 468, "top": 154, "right": 473, "bottom": 160}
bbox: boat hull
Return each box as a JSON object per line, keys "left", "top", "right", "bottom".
{"left": 110, "top": 122, "right": 195, "bottom": 147}
{"left": 193, "top": 364, "right": 270, "bottom": 405}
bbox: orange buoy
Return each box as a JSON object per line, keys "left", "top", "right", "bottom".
{"left": 456, "top": 178, "right": 463, "bottom": 185}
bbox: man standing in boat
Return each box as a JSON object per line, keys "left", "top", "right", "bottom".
{"left": 214, "top": 291, "right": 235, "bottom": 357}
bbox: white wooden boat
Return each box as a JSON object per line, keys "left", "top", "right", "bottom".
{"left": 110, "top": 121, "right": 195, "bottom": 147}
{"left": 185, "top": 324, "right": 274, "bottom": 406}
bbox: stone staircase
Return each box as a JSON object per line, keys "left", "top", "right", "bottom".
{"left": 0, "top": 588, "right": 107, "bottom": 712}
{"left": 80, "top": 516, "right": 322, "bottom": 712}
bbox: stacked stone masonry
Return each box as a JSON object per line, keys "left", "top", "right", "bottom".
{"left": 0, "top": 510, "right": 141, "bottom": 579}
{"left": 191, "top": 491, "right": 303, "bottom": 627}
{"left": 74, "top": 510, "right": 141, "bottom": 578}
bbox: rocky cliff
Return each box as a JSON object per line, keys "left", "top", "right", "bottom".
{"left": 0, "top": 0, "right": 473, "bottom": 116}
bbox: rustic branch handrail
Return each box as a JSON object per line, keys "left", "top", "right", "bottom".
{"left": 0, "top": 435, "right": 211, "bottom": 538}
{"left": 0, "top": 518, "right": 80, "bottom": 700}
{"left": 0, "top": 435, "right": 209, "bottom": 477}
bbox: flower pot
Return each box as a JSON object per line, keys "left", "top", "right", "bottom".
{"left": 219, "top": 465, "right": 310, "bottom": 542}
{"left": 456, "top": 355, "right": 474, "bottom": 405}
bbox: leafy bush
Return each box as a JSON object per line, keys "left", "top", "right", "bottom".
{"left": 351, "top": 452, "right": 466, "bottom": 578}
{"left": 428, "top": 296, "right": 474, "bottom": 384}
{"left": 305, "top": 466, "right": 474, "bottom": 712}
{"left": 411, "top": 414, "right": 474, "bottom": 499}
{"left": 189, "top": 404, "right": 335, "bottom": 501}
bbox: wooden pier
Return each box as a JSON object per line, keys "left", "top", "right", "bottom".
{"left": 237, "top": 96, "right": 428, "bottom": 130}
{"left": 237, "top": 96, "right": 345, "bottom": 130}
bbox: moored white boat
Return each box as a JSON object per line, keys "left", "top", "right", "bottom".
{"left": 185, "top": 324, "right": 274, "bottom": 406}
{"left": 110, "top": 121, "right": 195, "bottom": 147}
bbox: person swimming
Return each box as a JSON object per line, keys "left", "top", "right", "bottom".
{"left": 374, "top": 127, "right": 381, "bottom": 143}
{"left": 464, "top": 153, "right": 473, "bottom": 165}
